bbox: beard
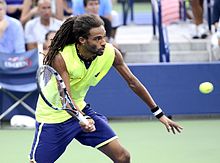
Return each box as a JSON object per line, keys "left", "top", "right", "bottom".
{"left": 96, "top": 48, "right": 105, "bottom": 56}
{"left": 86, "top": 44, "right": 105, "bottom": 56}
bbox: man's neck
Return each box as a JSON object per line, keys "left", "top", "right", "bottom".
{"left": 40, "top": 18, "right": 50, "bottom": 26}
{"left": 76, "top": 44, "right": 96, "bottom": 61}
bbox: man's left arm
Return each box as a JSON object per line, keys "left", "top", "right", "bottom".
{"left": 112, "top": 48, "right": 183, "bottom": 134}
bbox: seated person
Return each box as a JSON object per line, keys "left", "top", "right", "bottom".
{"left": 20, "top": 0, "right": 65, "bottom": 26}
{"left": 72, "top": 0, "right": 121, "bottom": 40}
{"left": 83, "top": 0, "right": 124, "bottom": 56}
{"left": 83, "top": 0, "right": 112, "bottom": 40}
{"left": 43, "top": 30, "right": 56, "bottom": 54}
{"left": 63, "top": 0, "right": 73, "bottom": 16}
{"left": 37, "top": 30, "right": 56, "bottom": 65}
{"left": 24, "top": 0, "right": 62, "bottom": 50}
{"left": 20, "top": 0, "right": 38, "bottom": 25}
{"left": 0, "top": 0, "right": 25, "bottom": 53}
{"left": 73, "top": 0, "right": 112, "bottom": 20}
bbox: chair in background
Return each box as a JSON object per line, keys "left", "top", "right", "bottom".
{"left": 0, "top": 48, "right": 39, "bottom": 121}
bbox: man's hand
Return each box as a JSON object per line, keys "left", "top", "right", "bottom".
{"left": 159, "top": 115, "right": 183, "bottom": 134}
{"left": 79, "top": 118, "right": 96, "bottom": 132}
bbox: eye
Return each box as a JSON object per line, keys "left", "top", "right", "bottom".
{"left": 97, "top": 35, "right": 106, "bottom": 41}
{"left": 94, "top": 36, "right": 102, "bottom": 41}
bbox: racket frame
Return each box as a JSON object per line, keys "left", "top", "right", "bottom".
{"left": 36, "top": 65, "right": 89, "bottom": 125}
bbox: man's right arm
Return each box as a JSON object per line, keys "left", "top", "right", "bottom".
{"left": 51, "top": 53, "right": 96, "bottom": 132}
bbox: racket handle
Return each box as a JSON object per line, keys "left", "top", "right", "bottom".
{"left": 77, "top": 113, "right": 89, "bottom": 125}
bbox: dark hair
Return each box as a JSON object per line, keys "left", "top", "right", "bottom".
{"left": 83, "top": 0, "right": 100, "bottom": 7}
{"left": 44, "top": 14, "right": 104, "bottom": 65}
{"left": 45, "top": 30, "right": 56, "bottom": 40}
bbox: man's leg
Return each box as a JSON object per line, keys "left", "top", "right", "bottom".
{"left": 98, "top": 139, "right": 130, "bottom": 163}
{"left": 29, "top": 119, "right": 80, "bottom": 163}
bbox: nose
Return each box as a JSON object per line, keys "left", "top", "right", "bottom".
{"left": 100, "top": 37, "right": 106, "bottom": 46}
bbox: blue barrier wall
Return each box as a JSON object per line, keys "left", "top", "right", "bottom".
{"left": 1, "top": 63, "right": 220, "bottom": 120}
{"left": 86, "top": 63, "right": 220, "bottom": 117}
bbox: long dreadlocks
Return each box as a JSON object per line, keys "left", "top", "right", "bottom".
{"left": 44, "top": 14, "right": 104, "bottom": 66}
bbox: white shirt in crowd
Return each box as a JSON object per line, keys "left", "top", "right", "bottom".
{"left": 24, "top": 17, "right": 62, "bottom": 44}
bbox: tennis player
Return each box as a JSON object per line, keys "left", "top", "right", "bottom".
{"left": 30, "top": 14, "right": 183, "bottom": 163}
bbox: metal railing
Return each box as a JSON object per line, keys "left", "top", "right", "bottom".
{"left": 151, "top": 0, "right": 170, "bottom": 62}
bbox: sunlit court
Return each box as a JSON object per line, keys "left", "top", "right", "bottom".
{"left": 0, "top": 119, "right": 220, "bottom": 163}
{"left": 1, "top": 0, "right": 220, "bottom": 163}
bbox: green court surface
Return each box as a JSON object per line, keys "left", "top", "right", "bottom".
{"left": 0, "top": 119, "right": 220, "bottom": 163}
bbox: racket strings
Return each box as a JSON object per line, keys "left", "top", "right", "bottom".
{"left": 39, "top": 67, "right": 67, "bottom": 110}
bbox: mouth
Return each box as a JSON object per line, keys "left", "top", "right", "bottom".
{"left": 97, "top": 48, "right": 104, "bottom": 56}
{"left": 100, "top": 48, "right": 105, "bottom": 52}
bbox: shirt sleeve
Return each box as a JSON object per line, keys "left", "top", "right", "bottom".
{"left": 99, "top": 0, "right": 112, "bottom": 17}
{"left": 24, "top": 21, "right": 36, "bottom": 43}
{"left": 72, "top": 0, "right": 85, "bottom": 15}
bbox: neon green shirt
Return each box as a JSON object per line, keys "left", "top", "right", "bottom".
{"left": 35, "top": 43, "right": 115, "bottom": 123}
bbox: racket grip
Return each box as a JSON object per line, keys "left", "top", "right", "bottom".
{"left": 77, "top": 113, "right": 89, "bottom": 125}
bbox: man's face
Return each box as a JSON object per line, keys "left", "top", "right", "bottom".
{"left": 85, "top": 0, "right": 99, "bottom": 15}
{"left": 45, "top": 31, "right": 56, "bottom": 49}
{"left": 0, "top": 3, "right": 6, "bottom": 21}
{"left": 38, "top": 1, "right": 52, "bottom": 20}
{"left": 84, "top": 25, "right": 106, "bottom": 56}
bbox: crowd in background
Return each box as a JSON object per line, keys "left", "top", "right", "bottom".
{"left": 0, "top": 0, "right": 220, "bottom": 58}
{"left": 0, "top": 0, "right": 121, "bottom": 54}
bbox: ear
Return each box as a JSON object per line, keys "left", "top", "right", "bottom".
{"left": 79, "top": 36, "right": 86, "bottom": 44}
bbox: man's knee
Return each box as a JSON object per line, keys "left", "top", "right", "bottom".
{"left": 116, "top": 150, "right": 131, "bottom": 163}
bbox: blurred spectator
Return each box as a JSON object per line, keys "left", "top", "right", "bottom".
{"left": 63, "top": 0, "right": 73, "bottom": 16}
{"left": 37, "top": 30, "right": 56, "bottom": 65}
{"left": 190, "top": 0, "right": 209, "bottom": 39}
{"left": 20, "top": 0, "right": 38, "bottom": 25}
{"left": 83, "top": 0, "right": 112, "bottom": 40}
{"left": 43, "top": 30, "right": 56, "bottom": 54}
{"left": 212, "top": 0, "right": 220, "bottom": 30}
{"left": 20, "top": 0, "right": 65, "bottom": 26}
{"left": 72, "top": 0, "right": 121, "bottom": 40}
{"left": 51, "top": 0, "right": 64, "bottom": 20}
{"left": 24, "top": 0, "right": 62, "bottom": 50}
{"left": 161, "top": 0, "right": 180, "bottom": 25}
{"left": 0, "top": 0, "right": 25, "bottom": 53}
{"left": 209, "top": 0, "right": 220, "bottom": 61}
{"left": 73, "top": 0, "right": 111, "bottom": 20}
{"left": 210, "top": 18, "right": 220, "bottom": 60}
{"left": 110, "top": 0, "right": 121, "bottom": 40}
{"left": 83, "top": 0, "right": 125, "bottom": 56}
{"left": 5, "top": 0, "right": 23, "bottom": 19}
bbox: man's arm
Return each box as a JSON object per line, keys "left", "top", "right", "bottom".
{"left": 113, "top": 48, "right": 183, "bottom": 134}
{"left": 113, "top": 48, "right": 157, "bottom": 109}
{"left": 51, "top": 53, "right": 96, "bottom": 132}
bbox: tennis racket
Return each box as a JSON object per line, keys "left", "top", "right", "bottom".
{"left": 36, "top": 65, "right": 89, "bottom": 125}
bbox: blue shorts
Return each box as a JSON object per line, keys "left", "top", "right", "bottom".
{"left": 29, "top": 104, "right": 117, "bottom": 163}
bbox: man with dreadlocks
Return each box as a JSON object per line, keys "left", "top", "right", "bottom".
{"left": 29, "top": 14, "right": 183, "bottom": 163}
